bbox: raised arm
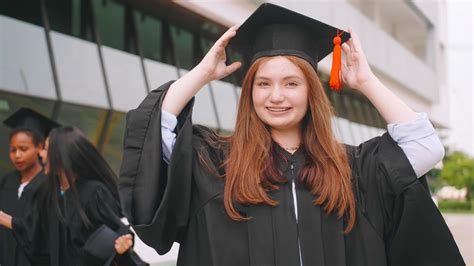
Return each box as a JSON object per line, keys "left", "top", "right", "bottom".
{"left": 341, "top": 29, "right": 417, "bottom": 124}
{"left": 162, "top": 25, "right": 242, "bottom": 116}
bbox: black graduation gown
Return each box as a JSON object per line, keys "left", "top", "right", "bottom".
{"left": 11, "top": 180, "right": 125, "bottom": 266}
{"left": 0, "top": 170, "right": 47, "bottom": 266}
{"left": 119, "top": 82, "right": 465, "bottom": 266}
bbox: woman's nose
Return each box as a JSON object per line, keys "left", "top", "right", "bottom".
{"left": 269, "top": 86, "right": 284, "bottom": 102}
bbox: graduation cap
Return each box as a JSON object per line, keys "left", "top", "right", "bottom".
{"left": 228, "top": 3, "right": 350, "bottom": 91}
{"left": 3, "top": 108, "right": 60, "bottom": 139}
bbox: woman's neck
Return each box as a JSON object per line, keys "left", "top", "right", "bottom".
{"left": 20, "top": 162, "right": 42, "bottom": 184}
{"left": 271, "top": 128, "right": 302, "bottom": 154}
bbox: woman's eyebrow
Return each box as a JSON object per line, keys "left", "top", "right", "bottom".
{"left": 282, "top": 75, "right": 303, "bottom": 80}
{"left": 254, "top": 75, "right": 303, "bottom": 80}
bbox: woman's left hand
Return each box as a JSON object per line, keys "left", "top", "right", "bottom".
{"left": 341, "top": 29, "right": 376, "bottom": 91}
{"left": 115, "top": 234, "right": 133, "bottom": 255}
{"left": 0, "top": 211, "right": 12, "bottom": 229}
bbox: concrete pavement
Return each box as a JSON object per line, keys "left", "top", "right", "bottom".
{"left": 443, "top": 213, "right": 474, "bottom": 266}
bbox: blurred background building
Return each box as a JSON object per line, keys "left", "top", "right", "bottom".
{"left": 1, "top": 0, "right": 469, "bottom": 265}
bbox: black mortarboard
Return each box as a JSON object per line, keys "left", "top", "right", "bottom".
{"left": 3, "top": 108, "right": 60, "bottom": 138}
{"left": 229, "top": 3, "right": 350, "bottom": 90}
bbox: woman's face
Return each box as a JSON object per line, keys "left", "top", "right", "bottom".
{"left": 9, "top": 132, "right": 41, "bottom": 173}
{"left": 39, "top": 137, "right": 49, "bottom": 175}
{"left": 252, "top": 56, "right": 309, "bottom": 132}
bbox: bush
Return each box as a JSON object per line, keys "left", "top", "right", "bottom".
{"left": 440, "top": 151, "right": 474, "bottom": 200}
{"left": 438, "top": 199, "right": 473, "bottom": 211}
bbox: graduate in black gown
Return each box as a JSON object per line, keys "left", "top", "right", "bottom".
{"left": 119, "top": 3, "right": 464, "bottom": 266}
{"left": 0, "top": 127, "right": 135, "bottom": 266}
{"left": 0, "top": 108, "right": 59, "bottom": 266}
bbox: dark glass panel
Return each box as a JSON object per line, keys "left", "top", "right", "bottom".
{"left": 101, "top": 111, "right": 126, "bottom": 175}
{"left": 55, "top": 102, "right": 107, "bottom": 146}
{"left": 0, "top": 0, "right": 42, "bottom": 27}
{"left": 94, "top": 0, "right": 125, "bottom": 50}
{"left": 135, "top": 11, "right": 162, "bottom": 62}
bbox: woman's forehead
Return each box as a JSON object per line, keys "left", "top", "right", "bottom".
{"left": 255, "top": 57, "right": 305, "bottom": 79}
{"left": 10, "top": 131, "right": 34, "bottom": 144}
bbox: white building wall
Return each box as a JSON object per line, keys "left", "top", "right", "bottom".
{"left": 0, "top": 16, "right": 56, "bottom": 100}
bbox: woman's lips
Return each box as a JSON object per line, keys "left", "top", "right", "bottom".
{"left": 266, "top": 107, "right": 291, "bottom": 112}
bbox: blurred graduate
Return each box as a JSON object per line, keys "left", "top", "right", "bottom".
{"left": 0, "top": 126, "right": 138, "bottom": 265}
{"left": 0, "top": 108, "right": 58, "bottom": 266}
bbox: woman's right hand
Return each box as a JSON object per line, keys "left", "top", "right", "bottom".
{"left": 195, "top": 25, "right": 242, "bottom": 82}
{"left": 163, "top": 25, "right": 242, "bottom": 116}
{"left": 115, "top": 234, "right": 133, "bottom": 255}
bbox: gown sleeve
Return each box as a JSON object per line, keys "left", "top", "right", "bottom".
{"left": 82, "top": 184, "right": 129, "bottom": 264}
{"left": 119, "top": 81, "right": 195, "bottom": 254}
{"left": 85, "top": 184, "right": 124, "bottom": 233}
{"left": 11, "top": 187, "right": 49, "bottom": 264}
{"left": 352, "top": 133, "right": 465, "bottom": 266}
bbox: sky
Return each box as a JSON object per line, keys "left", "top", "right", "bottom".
{"left": 445, "top": 0, "right": 474, "bottom": 156}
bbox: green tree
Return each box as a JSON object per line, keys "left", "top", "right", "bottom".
{"left": 440, "top": 151, "right": 474, "bottom": 200}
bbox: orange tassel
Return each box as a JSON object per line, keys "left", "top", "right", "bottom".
{"left": 329, "top": 31, "right": 343, "bottom": 91}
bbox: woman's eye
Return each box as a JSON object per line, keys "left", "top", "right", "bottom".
{"left": 287, "top": 82, "right": 298, "bottom": 87}
{"left": 257, "top": 81, "right": 270, "bottom": 87}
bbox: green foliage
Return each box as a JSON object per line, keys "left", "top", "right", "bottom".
{"left": 440, "top": 151, "right": 474, "bottom": 199}
{"left": 438, "top": 199, "right": 473, "bottom": 212}
{"left": 427, "top": 173, "right": 445, "bottom": 194}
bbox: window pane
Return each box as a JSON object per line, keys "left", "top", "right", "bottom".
{"left": 0, "top": 0, "right": 42, "bottom": 27}
{"left": 94, "top": 0, "right": 125, "bottom": 50}
{"left": 56, "top": 103, "right": 107, "bottom": 145}
{"left": 102, "top": 112, "right": 126, "bottom": 174}
{"left": 135, "top": 12, "right": 162, "bottom": 62}
{"left": 171, "top": 25, "right": 193, "bottom": 70}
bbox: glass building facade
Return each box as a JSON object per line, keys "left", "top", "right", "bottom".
{"left": 0, "top": 0, "right": 385, "bottom": 177}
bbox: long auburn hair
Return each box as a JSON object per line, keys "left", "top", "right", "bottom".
{"left": 223, "top": 55, "right": 356, "bottom": 233}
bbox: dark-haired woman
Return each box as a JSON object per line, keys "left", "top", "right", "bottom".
{"left": 0, "top": 109, "right": 56, "bottom": 266}
{"left": 0, "top": 127, "right": 133, "bottom": 265}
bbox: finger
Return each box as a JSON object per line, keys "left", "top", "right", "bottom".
{"left": 341, "top": 43, "right": 351, "bottom": 56}
{"left": 224, "top": 61, "right": 242, "bottom": 77}
{"left": 341, "top": 63, "right": 348, "bottom": 83}
{"left": 348, "top": 28, "right": 362, "bottom": 53}
{"left": 341, "top": 43, "right": 353, "bottom": 67}
{"left": 115, "top": 244, "right": 123, "bottom": 254}
{"left": 216, "top": 25, "right": 239, "bottom": 49}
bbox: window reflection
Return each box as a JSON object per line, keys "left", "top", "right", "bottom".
{"left": 135, "top": 12, "right": 163, "bottom": 62}
{"left": 102, "top": 112, "right": 126, "bottom": 175}
{"left": 94, "top": 0, "right": 125, "bottom": 51}
{"left": 55, "top": 102, "right": 107, "bottom": 146}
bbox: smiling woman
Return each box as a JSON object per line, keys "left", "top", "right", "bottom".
{"left": 119, "top": 3, "right": 463, "bottom": 266}
{"left": 251, "top": 56, "right": 309, "bottom": 135}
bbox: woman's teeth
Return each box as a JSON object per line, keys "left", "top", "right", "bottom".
{"left": 267, "top": 107, "right": 291, "bottom": 112}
